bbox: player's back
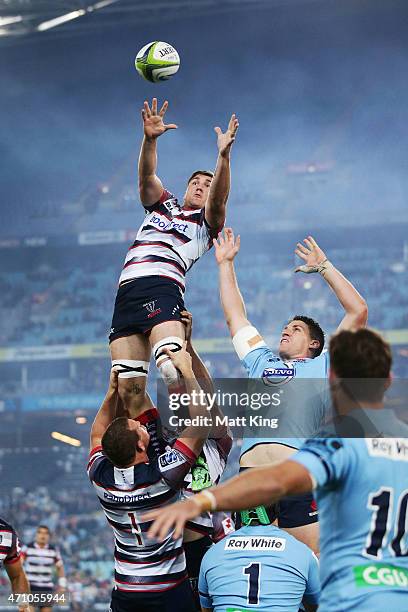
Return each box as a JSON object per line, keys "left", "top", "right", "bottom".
{"left": 199, "top": 524, "right": 320, "bottom": 611}
{"left": 295, "top": 436, "right": 408, "bottom": 611}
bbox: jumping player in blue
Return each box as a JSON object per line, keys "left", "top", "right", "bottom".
{"left": 198, "top": 503, "right": 319, "bottom": 612}
{"left": 211, "top": 228, "right": 368, "bottom": 553}
{"left": 145, "top": 328, "right": 408, "bottom": 612}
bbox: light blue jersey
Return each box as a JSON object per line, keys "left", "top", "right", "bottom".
{"left": 293, "top": 434, "right": 408, "bottom": 611}
{"left": 198, "top": 524, "right": 320, "bottom": 611}
{"left": 240, "top": 344, "right": 330, "bottom": 457}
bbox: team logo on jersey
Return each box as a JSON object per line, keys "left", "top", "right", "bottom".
{"left": 222, "top": 517, "right": 235, "bottom": 535}
{"left": 225, "top": 536, "right": 286, "bottom": 551}
{"left": 150, "top": 214, "right": 188, "bottom": 233}
{"left": 262, "top": 365, "right": 294, "bottom": 386}
{"left": 143, "top": 300, "right": 162, "bottom": 319}
{"left": 163, "top": 198, "right": 180, "bottom": 214}
{"left": 159, "top": 449, "right": 185, "bottom": 471}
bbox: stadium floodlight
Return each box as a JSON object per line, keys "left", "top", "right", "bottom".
{"left": 51, "top": 431, "right": 81, "bottom": 447}
{"left": 0, "top": 16, "right": 22, "bottom": 27}
{"left": 37, "top": 9, "right": 86, "bottom": 32}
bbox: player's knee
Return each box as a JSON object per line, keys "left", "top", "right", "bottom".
{"left": 152, "top": 337, "right": 183, "bottom": 387}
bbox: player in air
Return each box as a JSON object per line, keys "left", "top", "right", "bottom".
{"left": 145, "top": 328, "right": 408, "bottom": 612}
{"left": 109, "top": 98, "right": 239, "bottom": 419}
{"left": 210, "top": 228, "right": 368, "bottom": 553}
{"left": 22, "top": 525, "right": 66, "bottom": 612}
{"left": 198, "top": 503, "right": 320, "bottom": 612}
{"left": 0, "top": 517, "right": 31, "bottom": 612}
{"left": 88, "top": 346, "right": 210, "bottom": 612}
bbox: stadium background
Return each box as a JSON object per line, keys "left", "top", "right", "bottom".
{"left": 1, "top": 0, "right": 408, "bottom": 608}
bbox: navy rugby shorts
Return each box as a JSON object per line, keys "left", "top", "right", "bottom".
{"left": 110, "top": 579, "right": 196, "bottom": 612}
{"left": 109, "top": 276, "right": 185, "bottom": 342}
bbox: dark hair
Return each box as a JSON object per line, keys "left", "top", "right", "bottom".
{"left": 290, "top": 315, "right": 325, "bottom": 357}
{"left": 187, "top": 170, "right": 214, "bottom": 184}
{"left": 102, "top": 417, "right": 140, "bottom": 468}
{"left": 37, "top": 525, "right": 50, "bottom": 534}
{"left": 330, "top": 328, "right": 392, "bottom": 402}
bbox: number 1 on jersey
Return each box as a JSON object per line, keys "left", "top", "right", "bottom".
{"left": 128, "top": 512, "right": 144, "bottom": 546}
{"left": 243, "top": 562, "right": 261, "bottom": 605}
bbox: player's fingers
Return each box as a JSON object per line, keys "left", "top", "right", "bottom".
{"left": 144, "top": 100, "right": 151, "bottom": 117}
{"left": 308, "top": 235, "right": 318, "bottom": 248}
{"left": 304, "top": 237, "right": 314, "bottom": 250}
{"left": 214, "top": 126, "right": 222, "bottom": 135}
{"left": 159, "top": 100, "right": 168, "bottom": 116}
{"left": 151, "top": 97, "right": 158, "bottom": 114}
{"left": 164, "top": 123, "right": 178, "bottom": 131}
{"left": 296, "top": 242, "right": 309, "bottom": 255}
{"left": 225, "top": 227, "right": 234, "bottom": 241}
{"left": 236, "top": 235, "right": 241, "bottom": 250}
{"left": 295, "top": 248, "right": 307, "bottom": 260}
{"left": 174, "top": 517, "right": 186, "bottom": 540}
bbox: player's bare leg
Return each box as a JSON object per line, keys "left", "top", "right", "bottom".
{"left": 110, "top": 333, "right": 153, "bottom": 419}
{"left": 149, "top": 320, "right": 186, "bottom": 392}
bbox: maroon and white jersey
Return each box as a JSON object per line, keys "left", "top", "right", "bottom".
{"left": 0, "top": 518, "right": 21, "bottom": 567}
{"left": 118, "top": 190, "right": 220, "bottom": 293}
{"left": 21, "top": 542, "right": 63, "bottom": 590}
{"left": 87, "top": 440, "right": 197, "bottom": 593}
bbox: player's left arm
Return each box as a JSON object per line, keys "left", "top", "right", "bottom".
{"left": 144, "top": 459, "right": 313, "bottom": 540}
{"left": 294, "top": 236, "right": 368, "bottom": 332}
{"left": 89, "top": 369, "right": 120, "bottom": 450}
{"left": 205, "top": 114, "right": 239, "bottom": 230}
{"left": 55, "top": 553, "right": 67, "bottom": 593}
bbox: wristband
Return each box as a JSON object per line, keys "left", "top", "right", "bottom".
{"left": 191, "top": 489, "right": 217, "bottom": 512}
{"left": 58, "top": 577, "right": 67, "bottom": 588}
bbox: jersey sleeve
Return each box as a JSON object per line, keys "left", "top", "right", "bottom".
{"left": 304, "top": 551, "right": 321, "bottom": 604}
{"left": 198, "top": 554, "right": 212, "bottom": 609}
{"left": 292, "top": 438, "right": 353, "bottom": 489}
{"left": 87, "top": 446, "right": 107, "bottom": 482}
{"left": 142, "top": 188, "right": 176, "bottom": 212}
{"left": 156, "top": 440, "right": 198, "bottom": 489}
{"left": 3, "top": 526, "right": 21, "bottom": 566}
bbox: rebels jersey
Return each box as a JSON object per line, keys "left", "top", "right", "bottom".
{"left": 118, "top": 189, "right": 218, "bottom": 292}
{"left": 293, "top": 435, "right": 408, "bottom": 611}
{"left": 87, "top": 440, "right": 197, "bottom": 593}
{"left": 0, "top": 518, "right": 21, "bottom": 567}
{"left": 199, "top": 524, "right": 320, "bottom": 611}
{"left": 239, "top": 333, "right": 330, "bottom": 456}
{"left": 22, "top": 542, "right": 62, "bottom": 590}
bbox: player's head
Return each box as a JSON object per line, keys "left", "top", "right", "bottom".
{"left": 329, "top": 328, "right": 392, "bottom": 405}
{"left": 239, "top": 503, "right": 279, "bottom": 527}
{"left": 36, "top": 525, "right": 50, "bottom": 546}
{"left": 279, "top": 315, "right": 324, "bottom": 360}
{"left": 183, "top": 170, "right": 214, "bottom": 209}
{"left": 101, "top": 417, "right": 150, "bottom": 468}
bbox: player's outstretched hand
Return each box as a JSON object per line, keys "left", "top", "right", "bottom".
{"left": 214, "top": 113, "right": 239, "bottom": 158}
{"left": 180, "top": 310, "right": 193, "bottom": 343}
{"left": 213, "top": 228, "right": 241, "bottom": 264}
{"left": 162, "top": 341, "right": 193, "bottom": 378}
{"left": 141, "top": 98, "right": 178, "bottom": 140}
{"left": 144, "top": 498, "right": 200, "bottom": 541}
{"left": 294, "top": 236, "right": 327, "bottom": 273}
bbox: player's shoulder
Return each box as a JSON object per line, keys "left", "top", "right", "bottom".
{"left": 0, "top": 517, "right": 14, "bottom": 532}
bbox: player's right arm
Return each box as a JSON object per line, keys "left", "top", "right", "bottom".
{"left": 214, "top": 229, "right": 274, "bottom": 376}
{"left": 164, "top": 343, "right": 211, "bottom": 457}
{"left": 138, "top": 98, "right": 177, "bottom": 206}
{"left": 89, "top": 369, "right": 120, "bottom": 451}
